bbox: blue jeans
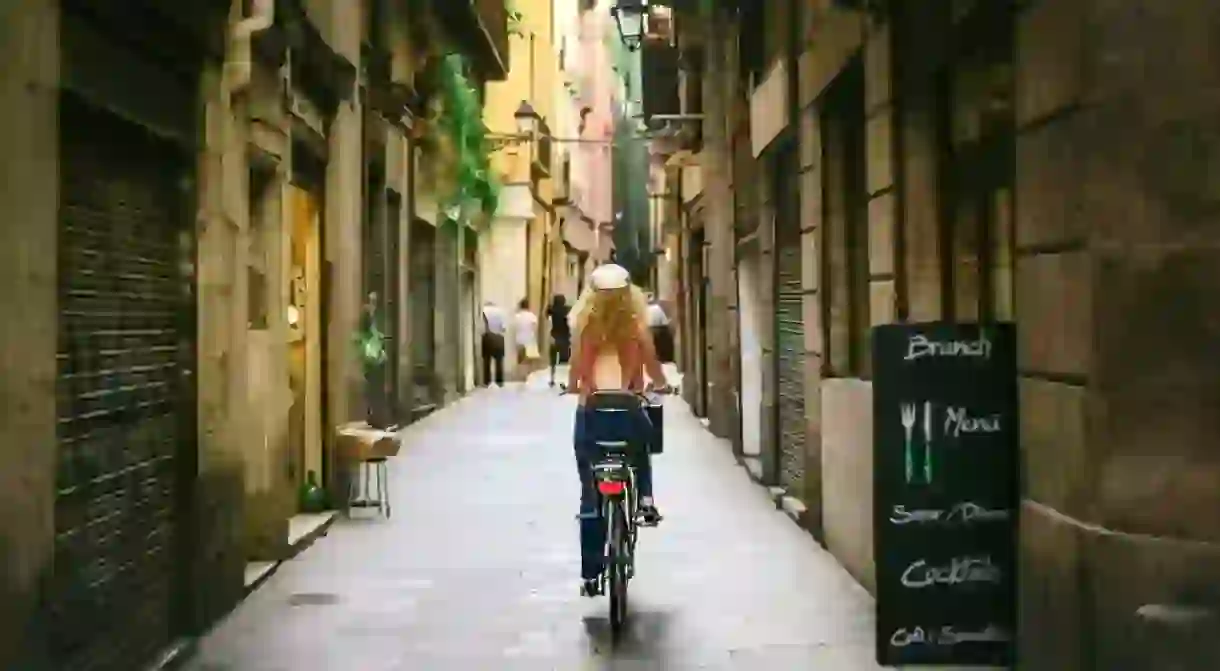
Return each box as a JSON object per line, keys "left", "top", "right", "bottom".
{"left": 573, "top": 404, "right": 654, "bottom": 580}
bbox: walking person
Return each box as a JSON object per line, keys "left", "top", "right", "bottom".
{"left": 512, "top": 298, "right": 540, "bottom": 383}
{"left": 646, "top": 293, "right": 674, "bottom": 363}
{"left": 480, "top": 300, "right": 507, "bottom": 387}
{"left": 545, "top": 294, "right": 572, "bottom": 388}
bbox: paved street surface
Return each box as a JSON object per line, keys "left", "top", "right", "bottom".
{"left": 186, "top": 371, "right": 902, "bottom": 670}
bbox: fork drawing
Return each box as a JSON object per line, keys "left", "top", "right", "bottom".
{"left": 901, "top": 403, "right": 917, "bottom": 484}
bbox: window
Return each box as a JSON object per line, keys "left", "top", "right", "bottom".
{"left": 822, "top": 58, "right": 870, "bottom": 378}
{"left": 761, "top": 0, "right": 792, "bottom": 69}
{"left": 738, "top": 3, "right": 765, "bottom": 89}
{"left": 939, "top": 4, "right": 1015, "bottom": 322}
{"left": 366, "top": 0, "right": 388, "bottom": 50}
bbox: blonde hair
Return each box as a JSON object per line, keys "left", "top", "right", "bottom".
{"left": 569, "top": 283, "right": 648, "bottom": 354}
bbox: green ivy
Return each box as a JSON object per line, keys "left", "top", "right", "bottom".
{"left": 430, "top": 53, "right": 500, "bottom": 225}
{"left": 507, "top": 0, "right": 524, "bottom": 37}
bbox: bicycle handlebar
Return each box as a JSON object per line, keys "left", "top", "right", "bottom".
{"left": 562, "top": 385, "right": 675, "bottom": 397}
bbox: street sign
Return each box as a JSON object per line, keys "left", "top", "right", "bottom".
{"left": 872, "top": 322, "right": 1018, "bottom": 667}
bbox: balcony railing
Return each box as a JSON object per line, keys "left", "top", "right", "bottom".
{"left": 363, "top": 43, "right": 413, "bottom": 121}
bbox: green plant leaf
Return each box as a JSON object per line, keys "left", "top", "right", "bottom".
{"left": 422, "top": 52, "right": 501, "bottom": 225}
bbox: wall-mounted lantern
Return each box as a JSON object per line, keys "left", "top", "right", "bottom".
{"left": 514, "top": 100, "right": 540, "bottom": 136}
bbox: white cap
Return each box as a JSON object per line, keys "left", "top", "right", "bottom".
{"left": 590, "top": 263, "right": 630, "bottom": 290}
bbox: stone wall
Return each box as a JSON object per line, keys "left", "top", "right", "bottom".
{"left": 194, "top": 57, "right": 253, "bottom": 633}
{"left": 701, "top": 12, "right": 739, "bottom": 440}
{"left": 1015, "top": 0, "right": 1220, "bottom": 667}
{"left": 0, "top": 1, "right": 59, "bottom": 666}
{"left": 795, "top": 6, "right": 879, "bottom": 583}
{"left": 675, "top": 2, "right": 1220, "bottom": 665}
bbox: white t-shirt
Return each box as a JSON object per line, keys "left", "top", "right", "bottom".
{"left": 646, "top": 303, "right": 669, "bottom": 327}
{"left": 512, "top": 310, "right": 538, "bottom": 348}
{"left": 482, "top": 305, "right": 508, "bottom": 334}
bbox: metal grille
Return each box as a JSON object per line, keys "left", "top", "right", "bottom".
{"left": 49, "top": 100, "right": 192, "bottom": 671}
{"left": 775, "top": 240, "right": 806, "bottom": 494}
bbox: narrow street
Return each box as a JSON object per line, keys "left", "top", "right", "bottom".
{"left": 186, "top": 373, "right": 890, "bottom": 670}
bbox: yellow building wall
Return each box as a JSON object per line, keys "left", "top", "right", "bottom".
{"left": 485, "top": 0, "right": 561, "bottom": 315}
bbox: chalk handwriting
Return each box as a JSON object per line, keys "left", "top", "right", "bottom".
{"left": 890, "top": 626, "right": 929, "bottom": 647}
{"left": 890, "top": 502, "right": 1011, "bottom": 525}
{"left": 943, "top": 406, "right": 1002, "bottom": 437}
{"left": 900, "top": 555, "right": 1003, "bottom": 589}
{"left": 890, "top": 505, "right": 944, "bottom": 525}
{"left": 890, "top": 624, "right": 1012, "bottom": 648}
{"left": 940, "top": 625, "right": 1012, "bottom": 645}
{"left": 903, "top": 333, "right": 992, "bottom": 362}
{"left": 944, "top": 502, "right": 1010, "bottom": 524}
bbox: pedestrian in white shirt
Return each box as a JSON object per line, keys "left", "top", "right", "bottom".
{"left": 512, "top": 298, "right": 540, "bottom": 382}
{"left": 645, "top": 295, "right": 669, "bottom": 327}
{"left": 645, "top": 295, "right": 674, "bottom": 363}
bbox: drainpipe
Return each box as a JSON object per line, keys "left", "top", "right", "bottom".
{"left": 226, "top": 0, "right": 276, "bottom": 95}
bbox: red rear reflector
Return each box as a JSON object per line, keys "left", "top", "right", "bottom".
{"left": 597, "top": 481, "right": 625, "bottom": 496}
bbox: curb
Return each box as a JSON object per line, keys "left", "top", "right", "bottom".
{"left": 242, "top": 511, "right": 339, "bottom": 599}
{"left": 729, "top": 450, "right": 813, "bottom": 529}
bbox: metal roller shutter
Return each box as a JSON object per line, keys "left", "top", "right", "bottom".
{"left": 50, "top": 99, "right": 194, "bottom": 671}
{"left": 774, "top": 229, "right": 806, "bottom": 495}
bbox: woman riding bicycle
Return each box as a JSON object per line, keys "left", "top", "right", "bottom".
{"left": 567, "top": 263, "right": 672, "bottom": 596}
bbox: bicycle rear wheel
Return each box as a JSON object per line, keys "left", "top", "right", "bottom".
{"left": 607, "top": 500, "right": 630, "bottom": 637}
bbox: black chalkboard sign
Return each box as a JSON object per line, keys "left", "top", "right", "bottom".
{"left": 872, "top": 322, "right": 1018, "bottom": 667}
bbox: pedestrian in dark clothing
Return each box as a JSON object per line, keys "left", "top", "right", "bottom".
{"left": 545, "top": 294, "right": 572, "bottom": 387}
{"left": 481, "top": 301, "right": 507, "bottom": 387}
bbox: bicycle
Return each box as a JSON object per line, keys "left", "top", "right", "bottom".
{"left": 582, "top": 387, "right": 670, "bottom": 637}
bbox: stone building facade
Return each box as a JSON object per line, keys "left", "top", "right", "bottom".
{"left": 0, "top": 0, "right": 507, "bottom": 668}
{"left": 659, "top": 0, "right": 1220, "bottom": 667}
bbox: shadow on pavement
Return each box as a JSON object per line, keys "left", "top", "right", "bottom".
{"left": 581, "top": 608, "right": 680, "bottom": 659}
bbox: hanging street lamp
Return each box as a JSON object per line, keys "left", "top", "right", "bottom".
{"left": 514, "top": 100, "right": 540, "bottom": 137}
{"left": 610, "top": 0, "right": 648, "bottom": 52}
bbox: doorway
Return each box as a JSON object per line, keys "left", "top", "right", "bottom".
{"left": 690, "top": 227, "right": 709, "bottom": 417}
{"left": 461, "top": 269, "right": 476, "bottom": 391}
{"left": 286, "top": 183, "right": 323, "bottom": 493}
{"left": 386, "top": 191, "right": 402, "bottom": 419}
{"left": 408, "top": 219, "right": 437, "bottom": 406}
{"left": 737, "top": 249, "right": 763, "bottom": 458}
